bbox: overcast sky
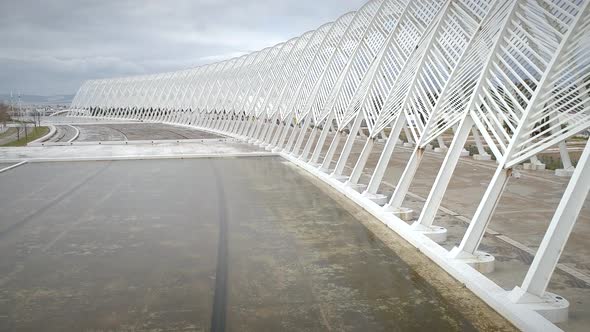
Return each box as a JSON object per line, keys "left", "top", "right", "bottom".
{"left": 0, "top": 0, "right": 367, "bottom": 96}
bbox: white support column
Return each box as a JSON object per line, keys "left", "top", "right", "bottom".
{"left": 262, "top": 121, "right": 275, "bottom": 146}
{"left": 239, "top": 117, "right": 250, "bottom": 136}
{"left": 270, "top": 121, "right": 287, "bottom": 148}
{"left": 210, "top": 114, "right": 218, "bottom": 129}
{"left": 527, "top": 154, "right": 546, "bottom": 170}
{"left": 452, "top": 125, "right": 471, "bottom": 157}
{"left": 412, "top": 115, "right": 474, "bottom": 239}
{"left": 435, "top": 136, "right": 448, "bottom": 152}
{"left": 273, "top": 121, "right": 291, "bottom": 152}
{"left": 262, "top": 115, "right": 278, "bottom": 145}
{"left": 226, "top": 116, "right": 236, "bottom": 133}
{"left": 196, "top": 113, "right": 205, "bottom": 127}
{"left": 252, "top": 120, "right": 263, "bottom": 140}
{"left": 448, "top": 164, "right": 511, "bottom": 268}
{"left": 559, "top": 141, "right": 573, "bottom": 170}
{"left": 320, "top": 130, "right": 343, "bottom": 172}
{"left": 363, "top": 114, "right": 406, "bottom": 196}
{"left": 243, "top": 118, "right": 255, "bottom": 137}
{"left": 236, "top": 117, "right": 248, "bottom": 136}
{"left": 260, "top": 120, "right": 272, "bottom": 141}
{"left": 261, "top": 122, "right": 275, "bottom": 145}
{"left": 214, "top": 114, "right": 223, "bottom": 130}
{"left": 283, "top": 121, "right": 301, "bottom": 152}
{"left": 331, "top": 112, "right": 364, "bottom": 178}
{"left": 290, "top": 114, "right": 311, "bottom": 155}
{"left": 472, "top": 127, "right": 491, "bottom": 160}
{"left": 310, "top": 112, "right": 335, "bottom": 164}
{"left": 300, "top": 125, "right": 319, "bottom": 160}
{"left": 555, "top": 141, "right": 575, "bottom": 177}
{"left": 194, "top": 113, "right": 202, "bottom": 126}
{"left": 240, "top": 118, "right": 253, "bottom": 137}
{"left": 201, "top": 114, "right": 209, "bottom": 128}
{"left": 230, "top": 116, "right": 241, "bottom": 133}
{"left": 209, "top": 113, "right": 217, "bottom": 128}
{"left": 219, "top": 115, "right": 228, "bottom": 131}
{"left": 222, "top": 116, "right": 233, "bottom": 132}
{"left": 221, "top": 117, "right": 231, "bottom": 133}
{"left": 345, "top": 137, "right": 375, "bottom": 187}
{"left": 222, "top": 116, "right": 230, "bottom": 132}
{"left": 447, "top": 0, "right": 590, "bottom": 275}
{"left": 509, "top": 139, "right": 590, "bottom": 321}
{"left": 189, "top": 113, "right": 197, "bottom": 126}
{"left": 245, "top": 118, "right": 256, "bottom": 138}
{"left": 208, "top": 114, "right": 216, "bottom": 129}
{"left": 385, "top": 147, "right": 425, "bottom": 209}
{"left": 403, "top": 125, "right": 414, "bottom": 147}
{"left": 359, "top": 126, "right": 368, "bottom": 138}
{"left": 249, "top": 119, "right": 264, "bottom": 142}
{"left": 255, "top": 120, "right": 270, "bottom": 143}
{"left": 236, "top": 116, "right": 246, "bottom": 134}
{"left": 246, "top": 118, "right": 260, "bottom": 139}
{"left": 206, "top": 114, "right": 214, "bottom": 128}
{"left": 214, "top": 114, "right": 222, "bottom": 130}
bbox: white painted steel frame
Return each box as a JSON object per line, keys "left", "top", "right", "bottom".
{"left": 69, "top": 0, "right": 590, "bottom": 329}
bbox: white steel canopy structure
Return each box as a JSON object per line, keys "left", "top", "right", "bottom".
{"left": 70, "top": 0, "right": 590, "bottom": 330}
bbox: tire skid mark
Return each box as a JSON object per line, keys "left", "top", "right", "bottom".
{"left": 41, "top": 181, "right": 122, "bottom": 253}
{"left": 0, "top": 161, "right": 112, "bottom": 240}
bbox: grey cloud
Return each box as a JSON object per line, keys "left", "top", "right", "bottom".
{"left": 0, "top": 0, "right": 367, "bottom": 95}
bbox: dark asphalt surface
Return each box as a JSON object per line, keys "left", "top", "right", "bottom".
{"left": 74, "top": 123, "right": 225, "bottom": 142}
{"left": 47, "top": 126, "right": 78, "bottom": 142}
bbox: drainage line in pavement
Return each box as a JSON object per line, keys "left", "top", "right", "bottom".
{"left": 0, "top": 160, "right": 28, "bottom": 174}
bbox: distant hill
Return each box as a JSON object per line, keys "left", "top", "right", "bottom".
{"left": 0, "top": 94, "right": 74, "bottom": 106}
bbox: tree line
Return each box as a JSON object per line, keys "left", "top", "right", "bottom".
{"left": 0, "top": 102, "right": 11, "bottom": 126}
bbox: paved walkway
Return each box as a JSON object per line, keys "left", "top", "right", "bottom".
{"left": 0, "top": 140, "right": 266, "bottom": 162}
{"left": 0, "top": 158, "right": 513, "bottom": 331}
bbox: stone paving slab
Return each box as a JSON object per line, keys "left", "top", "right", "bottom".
{"left": 0, "top": 140, "right": 264, "bottom": 162}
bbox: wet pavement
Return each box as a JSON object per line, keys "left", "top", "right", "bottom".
{"left": 74, "top": 123, "right": 224, "bottom": 142}
{"left": 0, "top": 140, "right": 265, "bottom": 162}
{"left": 0, "top": 158, "right": 513, "bottom": 331}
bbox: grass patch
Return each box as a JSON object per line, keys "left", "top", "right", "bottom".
{"left": 466, "top": 144, "right": 497, "bottom": 160}
{"left": 0, "top": 127, "right": 17, "bottom": 139}
{"left": 1, "top": 126, "right": 50, "bottom": 147}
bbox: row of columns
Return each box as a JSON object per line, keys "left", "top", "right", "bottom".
{"left": 184, "top": 105, "right": 588, "bottom": 324}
